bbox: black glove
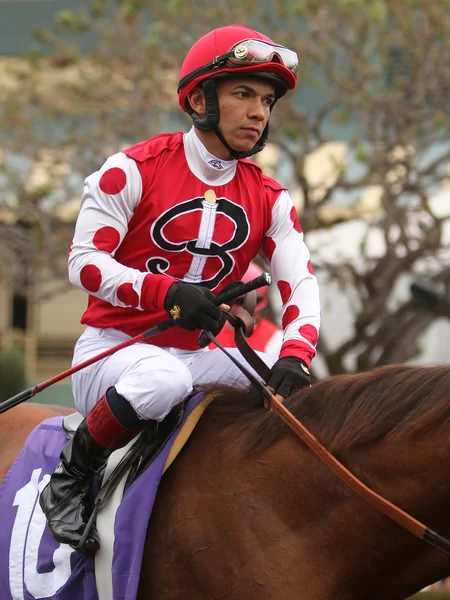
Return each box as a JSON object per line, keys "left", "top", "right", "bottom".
{"left": 196, "top": 280, "right": 244, "bottom": 348}
{"left": 164, "top": 282, "right": 224, "bottom": 333}
{"left": 267, "top": 357, "right": 311, "bottom": 398}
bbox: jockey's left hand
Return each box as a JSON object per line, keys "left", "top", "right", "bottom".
{"left": 267, "top": 357, "right": 311, "bottom": 400}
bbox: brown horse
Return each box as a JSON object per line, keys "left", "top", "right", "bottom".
{"left": 1, "top": 363, "right": 450, "bottom": 599}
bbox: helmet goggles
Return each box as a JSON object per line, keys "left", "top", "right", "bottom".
{"left": 178, "top": 38, "right": 298, "bottom": 91}
{"left": 223, "top": 39, "right": 297, "bottom": 72}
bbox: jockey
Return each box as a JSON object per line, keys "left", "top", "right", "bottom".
{"left": 209, "top": 261, "right": 283, "bottom": 364}
{"left": 39, "top": 24, "right": 321, "bottom": 554}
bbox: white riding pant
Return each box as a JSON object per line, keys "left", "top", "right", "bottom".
{"left": 72, "top": 326, "right": 275, "bottom": 421}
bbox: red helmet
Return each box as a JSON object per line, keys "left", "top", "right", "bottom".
{"left": 242, "top": 262, "right": 269, "bottom": 312}
{"left": 178, "top": 24, "right": 297, "bottom": 112}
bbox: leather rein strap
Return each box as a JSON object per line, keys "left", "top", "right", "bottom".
{"left": 210, "top": 309, "right": 450, "bottom": 557}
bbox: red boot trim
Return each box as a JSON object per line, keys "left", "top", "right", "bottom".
{"left": 86, "top": 393, "right": 140, "bottom": 451}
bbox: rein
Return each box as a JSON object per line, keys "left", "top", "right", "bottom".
{"left": 208, "top": 313, "right": 450, "bottom": 558}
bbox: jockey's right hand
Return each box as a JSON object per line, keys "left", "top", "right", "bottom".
{"left": 164, "top": 282, "right": 225, "bottom": 333}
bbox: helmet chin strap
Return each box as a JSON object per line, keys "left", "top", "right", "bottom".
{"left": 189, "top": 78, "right": 276, "bottom": 160}
{"left": 212, "top": 122, "right": 269, "bottom": 160}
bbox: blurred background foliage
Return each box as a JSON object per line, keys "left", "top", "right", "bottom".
{"left": 0, "top": 347, "right": 25, "bottom": 402}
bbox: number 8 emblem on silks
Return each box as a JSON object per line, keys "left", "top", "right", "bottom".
{"left": 8, "top": 469, "right": 75, "bottom": 600}
{"left": 147, "top": 196, "right": 250, "bottom": 290}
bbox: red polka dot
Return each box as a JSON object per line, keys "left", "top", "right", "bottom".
{"left": 282, "top": 305, "right": 299, "bottom": 329}
{"left": 307, "top": 260, "right": 315, "bottom": 275}
{"left": 263, "top": 237, "right": 276, "bottom": 261}
{"left": 99, "top": 168, "right": 127, "bottom": 195}
{"left": 299, "top": 324, "right": 319, "bottom": 346}
{"left": 290, "top": 206, "right": 302, "bottom": 233}
{"left": 68, "top": 241, "right": 73, "bottom": 255}
{"left": 93, "top": 226, "right": 121, "bottom": 253}
{"left": 80, "top": 264, "right": 102, "bottom": 292}
{"left": 117, "top": 283, "right": 139, "bottom": 308}
{"left": 278, "top": 280, "right": 292, "bottom": 305}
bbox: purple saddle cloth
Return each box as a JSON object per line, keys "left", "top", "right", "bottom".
{"left": 0, "top": 392, "right": 206, "bottom": 600}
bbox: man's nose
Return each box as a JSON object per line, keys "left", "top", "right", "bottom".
{"left": 248, "top": 100, "right": 267, "bottom": 120}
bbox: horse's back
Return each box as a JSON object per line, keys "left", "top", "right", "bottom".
{"left": 0, "top": 402, "right": 74, "bottom": 482}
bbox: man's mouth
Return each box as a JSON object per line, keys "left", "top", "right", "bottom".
{"left": 241, "top": 127, "right": 261, "bottom": 136}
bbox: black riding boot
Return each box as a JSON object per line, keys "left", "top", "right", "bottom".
{"left": 39, "top": 419, "right": 111, "bottom": 555}
{"left": 39, "top": 388, "right": 142, "bottom": 555}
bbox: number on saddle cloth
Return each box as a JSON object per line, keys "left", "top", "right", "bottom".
{"left": 0, "top": 417, "right": 92, "bottom": 599}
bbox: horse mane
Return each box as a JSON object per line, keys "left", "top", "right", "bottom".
{"left": 203, "top": 363, "right": 450, "bottom": 456}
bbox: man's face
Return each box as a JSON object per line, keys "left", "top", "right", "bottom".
{"left": 216, "top": 77, "right": 275, "bottom": 154}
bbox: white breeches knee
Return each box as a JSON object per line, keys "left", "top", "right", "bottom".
{"left": 72, "top": 326, "right": 274, "bottom": 422}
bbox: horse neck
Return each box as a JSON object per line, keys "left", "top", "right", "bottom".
{"left": 249, "top": 428, "right": 450, "bottom": 598}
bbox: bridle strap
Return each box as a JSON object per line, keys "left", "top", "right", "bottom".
{"left": 227, "top": 309, "right": 272, "bottom": 382}
{"left": 207, "top": 316, "right": 450, "bottom": 557}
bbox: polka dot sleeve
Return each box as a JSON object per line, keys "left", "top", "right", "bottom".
{"left": 68, "top": 152, "right": 172, "bottom": 312}
{"left": 263, "top": 190, "right": 321, "bottom": 366}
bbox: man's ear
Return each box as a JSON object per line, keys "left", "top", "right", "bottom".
{"left": 187, "top": 86, "right": 206, "bottom": 116}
